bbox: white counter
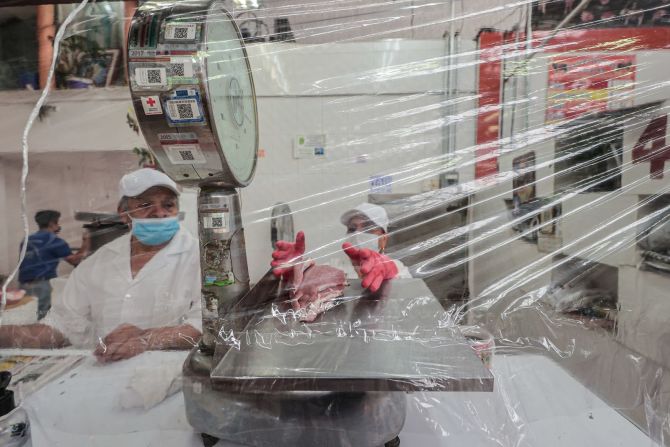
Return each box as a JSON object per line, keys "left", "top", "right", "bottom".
{"left": 10, "top": 351, "right": 655, "bottom": 447}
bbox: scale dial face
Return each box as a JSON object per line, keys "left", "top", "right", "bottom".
{"left": 204, "top": 5, "right": 258, "bottom": 186}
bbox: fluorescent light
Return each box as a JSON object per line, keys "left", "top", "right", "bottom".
{"left": 233, "top": 0, "right": 261, "bottom": 9}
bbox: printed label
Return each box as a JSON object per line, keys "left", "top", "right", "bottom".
{"left": 164, "top": 89, "right": 206, "bottom": 126}
{"left": 204, "top": 272, "right": 234, "bottom": 287}
{"left": 129, "top": 49, "right": 157, "bottom": 59}
{"left": 164, "top": 144, "right": 206, "bottom": 164}
{"left": 158, "top": 132, "right": 198, "bottom": 143}
{"left": 166, "top": 98, "right": 201, "bottom": 121}
{"left": 200, "top": 203, "right": 229, "bottom": 212}
{"left": 293, "top": 134, "right": 326, "bottom": 159}
{"left": 134, "top": 67, "right": 166, "bottom": 87}
{"left": 167, "top": 58, "right": 194, "bottom": 78}
{"left": 164, "top": 23, "right": 197, "bottom": 41}
{"left": 156, "top": 45, "right": 198, "bottom": 55}
{"left": 369, "top": 175, "right": 393, "bottom": 193}
{"left": 203, "top": 212, "right": 229, "bottom": 231}
{"left": 141, "top": 95, "right": 163, "bottom": 115}
{"left": 166, "top": 57, "right": 198, "bottom": 85}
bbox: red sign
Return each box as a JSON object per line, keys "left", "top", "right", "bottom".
{"left": 633, "top": 115, "right": 670, "bottom": 179}
{"left": 546, "top": 55, "right": 636, "bottom": 123}
{"left": 475, "top": 32, "right": 504, "bottom": 179}
{"left": 475, "top": 28, "right": 670, "bottom": 179}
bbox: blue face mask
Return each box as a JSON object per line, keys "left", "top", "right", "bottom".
{"left": 131, "top": 217, "right": 180, "bottom": 246}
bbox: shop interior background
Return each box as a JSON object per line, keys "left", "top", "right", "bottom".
{"left": 1, "top": 0, "right": 670, "bottom": 445}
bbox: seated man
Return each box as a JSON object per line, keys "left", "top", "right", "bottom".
{"left": 0, "top": 168, "right": 202, "bottom": 363}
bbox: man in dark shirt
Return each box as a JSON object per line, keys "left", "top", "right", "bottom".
{"left": 19, "top": 210, "right": 89, "bottom": 320}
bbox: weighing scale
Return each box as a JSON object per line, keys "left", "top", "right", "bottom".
{"left": 128, "top": 2, "right": 493, "bottom": 445}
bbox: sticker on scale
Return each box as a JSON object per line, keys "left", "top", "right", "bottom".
{"left": 165, "top": 89, "right": 205, "bottom": 125}
{"left": 164, "top": 144, "right": 206, "bottom": 164}
{"left": 156, "top": 45, "right": 198, "bottom": 55}
{"left": 167, "top": 58, "right": 197, "bottom": 84}
{"left": 129, "top": 49, "right": 157, "bottom": 59}
{"left": 134, "top": 67, "right": 167, "bottom": 88}
{"left": 141, "top": 96, "right": 163, "bottom": 115}
{"left": 204, "top": 272, "right": 234, "bottom": 287}
{"left": 164, "top": 22, "right": 197, "bottom": 41}
{"left": 129, "top": 15, "right": 161, "bottom": 50}
{"left": 203, "top": 213, "right": 229, "bottom": 231}
{"left": 167, "top": 58, "right": 194, "bottom": 77}
{"left": 158, "top": 132, "right": 198, "bottom": 143}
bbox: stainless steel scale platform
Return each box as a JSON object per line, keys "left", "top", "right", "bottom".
{"left": 183, "top": 275, "right": 493, "bottom": 446}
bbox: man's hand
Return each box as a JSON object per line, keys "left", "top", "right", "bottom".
{"left": 342, "top": 243, "right": 399, "bottom": 292}
{"left": 271, "top": 231, "right": 306, "bottom": 278}
{"left": 65, "top": 230, "right": 91, "bottom": 266}
{"left": 94, "top": 323, "right": 201, "bottom": 363}
{"left": 0, "top": 324, "right": 69, "bottom": 349}
{"left": 94, "top": 324, "right": 148, "bottom": 363}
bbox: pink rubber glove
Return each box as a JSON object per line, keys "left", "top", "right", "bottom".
{"left": 271, "top": 231, "right": 306, "bottom": 278}
{"left": 342, "top": 243, "right": 399, "bottom": 292}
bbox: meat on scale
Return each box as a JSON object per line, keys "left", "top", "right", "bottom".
{"left": 288, "top": 260, "right": 348, "bottom": 322}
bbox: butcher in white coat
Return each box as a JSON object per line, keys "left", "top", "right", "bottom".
{"left": 0, "top": 169, "right": 202, "bottom": 363}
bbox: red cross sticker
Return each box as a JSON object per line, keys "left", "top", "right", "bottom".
{"left": 141, "top": 96, "right": 162, "bottom": 116}
{"left": 633, "top": 115, "right": 670, "bottom": 179}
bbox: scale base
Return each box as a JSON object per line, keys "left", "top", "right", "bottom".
{"left": 183, "top": 349, "right": 407, "bottom": 447}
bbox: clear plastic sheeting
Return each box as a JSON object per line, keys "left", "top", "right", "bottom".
{"left": 0, "top": 0, "right": 669, "bottom": 446}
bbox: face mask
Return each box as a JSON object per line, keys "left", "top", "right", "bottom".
{"left": 131, "top": 216, "right": 179, "bottom": 246}
{"left": 347, "top": 232, "right": 380, "bottom": 252}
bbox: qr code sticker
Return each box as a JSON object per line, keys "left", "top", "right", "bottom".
{"left": 135, "top": 67, "right": 166, "bottom": 87}
{"left": 165, "top": 23, "right": 197, "bottom": 40}
{"left": 173, "top": 27, "right": 188, "bottom": 39}
{"left": 168, "top": 63, "right": 185, "bottom": 77}
{"left": 204, "top": 213, "right": 228, "bottom": 230}
{"left": 164, "top": 144, "right": 206, "bottom": 165}
{"left": 177, "top": 104, "right": 193, "bottom": 119}
{"left": 148, "top": 69, "right": 162, "bottom": 83}
{"left": 167, "top": 59, "right": 194, "bottom": 79}
{"left": 179, "top": 150, "right": 195, "bottom": 161}
{"left": 167, "top": 98, "right": 202, "bottom": 122}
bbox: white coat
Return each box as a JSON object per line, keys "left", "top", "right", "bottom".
{"left": 43, "top": 228, "right": 202, "bottom": 348}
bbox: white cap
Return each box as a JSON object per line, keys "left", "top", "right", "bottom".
{"left": 340, "top": 202, "right": 389, "bottom": 233}
{"left": 118, "top": 168, "right": 179, "bottom": 199}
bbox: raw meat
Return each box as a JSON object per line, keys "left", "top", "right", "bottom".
{"left": 288, "top": 260, "right": 347, "bottom": 322}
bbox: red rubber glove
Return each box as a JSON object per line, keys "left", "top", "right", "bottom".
{"left": 342, "top": 243, "right": 399, "bottom": 292}
{"left": 271, "top": 231, "right": 306, "bottom": 278}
